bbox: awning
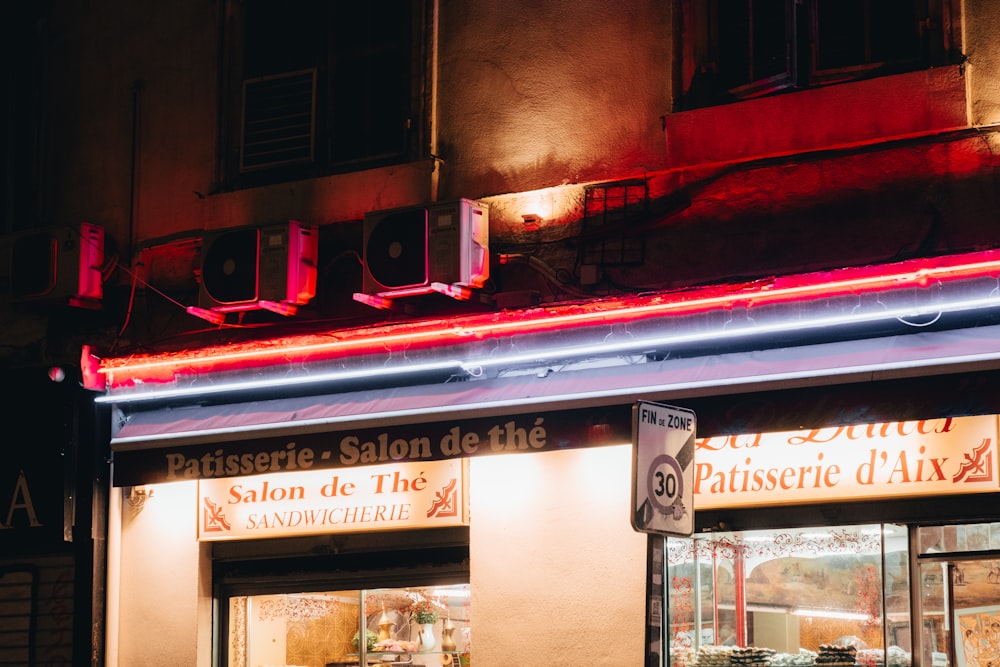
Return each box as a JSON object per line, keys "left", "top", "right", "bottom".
{"left": 112, "top": 322, "right": 1000, "bottom": 450}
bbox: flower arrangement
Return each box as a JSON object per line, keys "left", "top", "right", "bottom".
{"left": 406, "top": 597, "right": 440, "bottom": 625}
{"left": 352, "top": 629, "right": 377, "bottom": 652}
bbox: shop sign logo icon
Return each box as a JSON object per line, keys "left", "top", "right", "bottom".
{"left": 202, "top": 497, "right": 232, "bottom": 533}
{"left": 953, "top": 438, "right": 994, "bottom": 484}
{"left": 427, "top": 478, "right": 459, "bottom": 518}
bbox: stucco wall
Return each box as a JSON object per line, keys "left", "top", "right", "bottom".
{"left": 115, "top": 480, "right": 209, "bottom": 666}
{"left": 436, "top": 0, "right": 672, "bottom": 199}
{"left": 470, "top": 445, "right": 648, "bottom": 666}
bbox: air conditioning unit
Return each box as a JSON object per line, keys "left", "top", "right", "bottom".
{"left": 355, "top": 199, "right": 489, "bottom": 308}
{"left": 195, "top": 221, "right": 318, "bottom": 317}
{"left": 4, "top": 222, "right": 105, "bottom": 308}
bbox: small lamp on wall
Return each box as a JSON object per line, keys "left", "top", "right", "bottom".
{"left": 521, "top": 213, "right": 542, "bottom": 231}
{"left": 126, "top": 485, "right": 155, "bottom": 515}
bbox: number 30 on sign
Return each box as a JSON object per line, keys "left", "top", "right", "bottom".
{"left": 631, "top": 400, "right": 696, "bottom": 537}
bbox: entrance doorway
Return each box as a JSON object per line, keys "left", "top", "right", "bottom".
{"left": 917, "top": 554, "right": 1000, "bottom": 667}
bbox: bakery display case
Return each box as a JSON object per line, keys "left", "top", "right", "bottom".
{"left": 664, "top": 521, "right": 1000, "bottom": 667}
{"left": 664, "top": 524, "right": 912, "bottom": 667}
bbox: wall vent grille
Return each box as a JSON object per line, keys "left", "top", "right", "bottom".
{"left": 240, "top": 68, "right": 316, "bottom": 172}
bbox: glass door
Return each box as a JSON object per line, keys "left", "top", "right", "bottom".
{"left": 951, "top": 557, "right": 1000, "bottom": 667}
{"left": 918, "top": 557, "right": 1000, "bottom": 667}
{"left": 917, "top": 523, "right": 1000, "bottom": 667}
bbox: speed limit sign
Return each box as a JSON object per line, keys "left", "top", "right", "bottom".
{"left": 631, "top": 401, "right": 696, "bottom": 536}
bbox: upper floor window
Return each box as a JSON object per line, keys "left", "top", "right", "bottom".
{"left": 221, "top": 0, "right": 426, "bottom": 189}
{"left": 676, "top": 0, "right": 954, "bottom": 110}
{"left": 2, "top": 3, "right": 43, "bottom": 233}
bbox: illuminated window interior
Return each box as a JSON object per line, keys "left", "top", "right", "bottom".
{"left": 665, "top": 524, "right": 910, "bottom": 665}
{"left": 665, "top": 522, "right": 1000, "bottom": 666}
{"left": 226, "top": 584, "right": 471, "bottom": 667}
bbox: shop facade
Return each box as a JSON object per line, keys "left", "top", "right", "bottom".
{"left": 98, "top": 256, "right": 1000, "bottom": 667}
{"left": 106, "top": 409, "right": 650, "bottom": 667}
{"left": 0, "top": 366, "right": 108, "bottom": 665}
{"left": 666, "top": 409, "right": 1000, "bottom": 667}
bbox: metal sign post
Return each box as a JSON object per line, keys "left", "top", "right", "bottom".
{"left": 631, "top": 400, "right": 696, "bottom": 537}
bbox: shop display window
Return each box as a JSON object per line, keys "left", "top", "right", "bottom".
{"left": 664, "top": 524, "right": 911, "bottom": 667}
{"left": 226, "top": 584, "right": 470, "bottom": 667}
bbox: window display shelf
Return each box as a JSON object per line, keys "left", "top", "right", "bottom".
{"left": 347, "top": 650, "right": 467, "bottom": 661}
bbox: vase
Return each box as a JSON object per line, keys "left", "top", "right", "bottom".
{"left": 377, "top": 611, "right": 395, "bottom": 643}
{"left": 417, "top": 622, "right": 436, "bottom": 651}
{"left": 440, "top": 620, "right": 457, "bottom": 652}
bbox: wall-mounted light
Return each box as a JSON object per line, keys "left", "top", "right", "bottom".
{"left": 521, "top": 213, "right": 542, "bottom": 231}
{"left": 126, "top": 485, "right": 155, "bottom": 515}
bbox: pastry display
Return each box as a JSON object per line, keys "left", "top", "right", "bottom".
{"left": 814, "top": 644, "right": 857, "bottom": 666}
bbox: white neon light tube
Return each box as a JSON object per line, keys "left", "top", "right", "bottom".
{"left": 109, "top": 338, "right": 1000, "bottom": 446}
{"left": 99, "top": 290, "right": 1000, "bottom": 406}
{"left": 95, "top": 360, "right": 466, "bottom": 405}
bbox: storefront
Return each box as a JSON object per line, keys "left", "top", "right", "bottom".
{"left": 0, "top": 365, "right": 108, "bottom": 666}
{"left": 665, "top": 412, "right": 1000, "bottom": 667}
{"left": 97, "top": 252, "right": 1000, "bottom": 667}
{"left": 100, "top": 369, "right": 1000, "bottom": 666}
{"left": 105, "top": 402, "right": 650, "bottom": 666}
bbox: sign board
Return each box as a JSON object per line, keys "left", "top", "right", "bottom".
{"left": 693, "top": 415, "right": 1000, "bottom": 508}
{"left": 113, "top": 405, "right": 632, "bottom": 487}
{"left": 197, "top": 458, "right": 468, "bottom": 541}
{"left": 632, "top": 400, "right": 696, "bottom": 537}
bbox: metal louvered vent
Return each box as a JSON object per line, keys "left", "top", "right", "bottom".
{"left": 240, "top": 68, "right": 316, "bottom": 172}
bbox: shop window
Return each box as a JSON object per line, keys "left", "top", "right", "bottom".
{"left": 676, "top": 0, "right": 950, "bottom": 110}
{"left": 214, "top": 531, "right": 470, "bottom": 667}
{"left": 221, "top": 0, "right": 425, "bottom": 189}
{"left": 1, "top": 4, "right": 43, "bottom": 233}
{"left": 663, "top": 524, "right": 910, "bottom": 666}
{"left": 225, "top": 584, "right": 470, "bottom": 667}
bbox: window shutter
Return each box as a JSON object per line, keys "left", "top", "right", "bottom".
{"left": 240, "top": 68, "right": 316, "bottom": 172}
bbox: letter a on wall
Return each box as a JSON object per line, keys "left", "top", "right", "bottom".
{"left": 631, "top": 400, "right": 696, "bottom": 537}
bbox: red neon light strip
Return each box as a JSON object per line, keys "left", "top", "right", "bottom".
{"left": 98, "top": 250, "right": 1000, "bottom": 387}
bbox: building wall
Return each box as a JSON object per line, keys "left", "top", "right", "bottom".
{"left": 6, "top": 1, "right": 1000, "bottom": 363}
{"left": 38, "top": 0, "right": 673, "bottom": 237}
{"left": 112, "top": 447, "right": 646, "bottom": 666}
{"left": 470, "top": 445, "right": 647, "bottom": 666}
{"left": 435, "top": 0, "right": 672, "bottom": 198}
{"left": 114, "top": 481, "right": 209, "bottom": 667}
{"left": 14, "top": 2, "right": 1000, "bottom": 665}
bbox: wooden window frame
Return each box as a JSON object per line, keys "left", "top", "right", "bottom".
{"left": 219, "top": 0, "right": 429, "bottom": 190}
{"left": 675, "top": 0, "right": 957, "bottom": 111}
